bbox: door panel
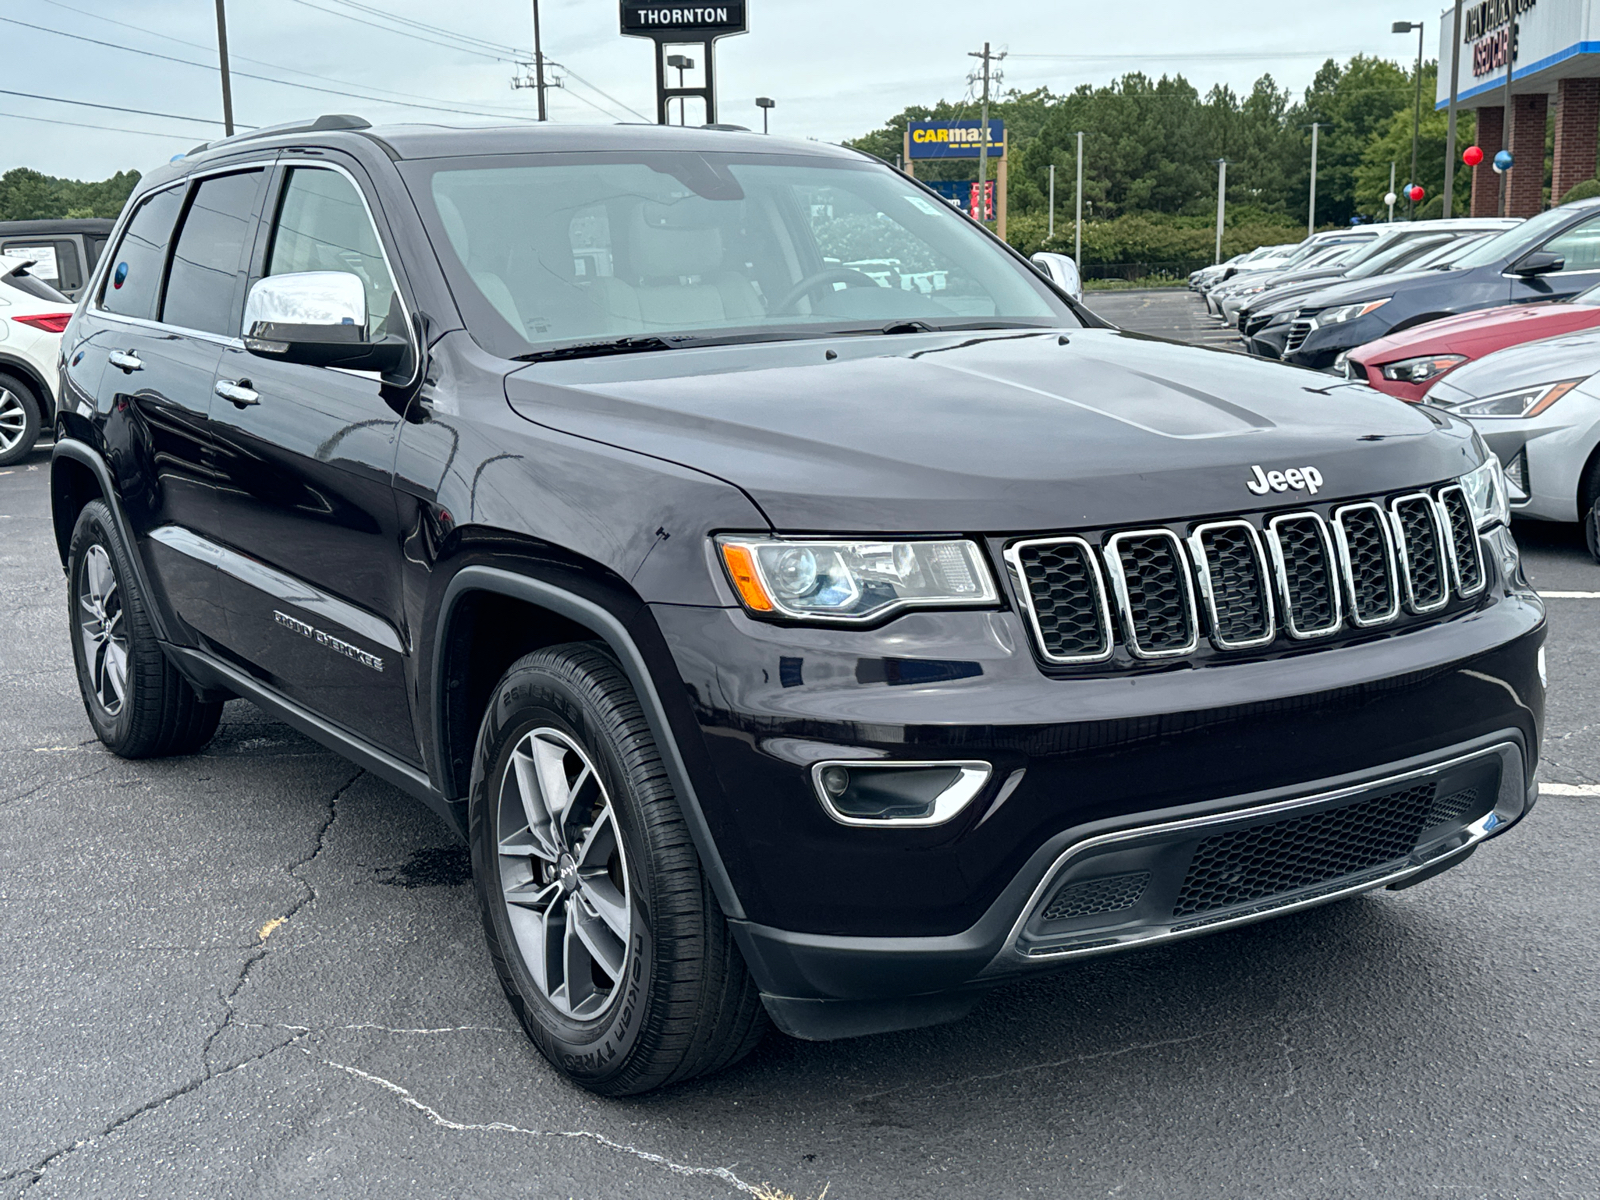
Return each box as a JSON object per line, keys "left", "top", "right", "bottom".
{"left": 202, "top": 162, "right": 416, "bottom": 760}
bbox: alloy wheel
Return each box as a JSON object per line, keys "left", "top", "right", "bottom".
{"left": 496, "top": 727, "right": 632, "bottom": 1020}
{"left": 0, "top": 388, "right": 26, "bottom": 455}
{"left": 78, "top": 544, "right": 129, "bottom": 716}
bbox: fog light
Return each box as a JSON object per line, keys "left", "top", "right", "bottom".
{"left": 810, "top": 760, "right": 991, "bottom": 827}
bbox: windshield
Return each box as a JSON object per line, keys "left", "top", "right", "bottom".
{"left": 1410, "top": 234, "right": 1487, "bottom": 269}
{"left": 1447, "top": 211, "right": 1563, "bottom": 269}
{"left": 405, "top": 152, "right": 1076, "bottom": 358}
{"left": 1346, "top": 235, "right": 1452, "bottom": 279}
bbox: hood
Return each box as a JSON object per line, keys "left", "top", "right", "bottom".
{"left": 1292, "top": 268, "right": 1446, "bottom": 312}
{"left": 1351, "top": 300, "right": 1597, "bottom": 364}
{"left": 1426, "top": 326, "right": 1600, "bottom": 406}
{"left": 1247, "top": 275, "right": 1357, "bottom": 318}
{"left": 505, "top": 329, "right": 1479, "bottom": 532}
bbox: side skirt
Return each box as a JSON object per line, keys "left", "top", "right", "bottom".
{"left": 162, "top": 641, "right": 465, "bottom": 839}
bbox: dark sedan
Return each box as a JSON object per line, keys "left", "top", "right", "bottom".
{"left": 1277, "top": 199, "right": 1600, "bottom": 370}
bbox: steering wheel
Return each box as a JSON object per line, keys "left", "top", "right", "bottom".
{"left": 771, "top": 267, "right": 880, "bottom": 314}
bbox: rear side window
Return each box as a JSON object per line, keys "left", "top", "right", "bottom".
{"left": 162, "top": 170, "right": 265, "bottom": 335}
{"left": 102, "top": 187, "right": 184, "bottom": 319}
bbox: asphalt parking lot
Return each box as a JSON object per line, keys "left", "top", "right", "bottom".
{"left": 3, "top": 296, "right": 1598, "bottom": 1199}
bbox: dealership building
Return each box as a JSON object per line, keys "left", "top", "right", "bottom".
{"left": 1438, "top": 0, "right": 1600, "bottom": 215}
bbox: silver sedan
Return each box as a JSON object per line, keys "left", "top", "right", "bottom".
{"left": 1424, "top": 326, "right": 1600, "bottom": 551}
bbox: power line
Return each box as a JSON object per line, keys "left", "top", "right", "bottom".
{"left": 550, "top": 62, "right": 653, "bottom": 123}
{"left": 0, "top": 14, "right": 543, "bottom": 124}
{"left": 284, "top": 0, "right": 522, "bottom": 63}
{"left": 0, "top": 108, "right": 195, "bottom": 141}
{"left": 35, "top": 0, "right": 547, "bottom": 122}
{"left": 1009, "top": 50, "right": 1383, "bottom": 62}
{"left": 317, "top": 0, "right": 528, "bottom": 58}
{"left": 0, "top": 86, "right": 236, "bottom": 127}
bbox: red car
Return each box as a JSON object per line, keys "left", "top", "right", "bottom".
{"left": 1347, "top": 283, "right": 1600, "bottom": 401}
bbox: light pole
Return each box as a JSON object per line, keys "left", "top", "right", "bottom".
{"left": 1214, "top": 159, "right": 1228, "bottom": 265}
{"left": 667, "top": 54, "right": 693, "bottom": 125}
{"left": 1048, "top": 164, "right": 1055, "bottom": 242}
{"left": 1444, "top": 0, "right": 1464, "bottom": 215}
{"left": 755, "top": 96, "right": 774, "bottom": 134}
{"left": 1308, "top": 122, "right": 1320, "bottom": 234}
{"left": 1075, "top": 130, "right": 1084, "bottom": 269}
{"left": 1393, "top": 20, "right": 1425, "bottom": 219}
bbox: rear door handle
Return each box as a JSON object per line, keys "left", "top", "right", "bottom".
{"left": 108, "top": 350, "right": 142, "bottom": 372}
{"left": 214, "top": 379, "right": 259, "bottom": 407}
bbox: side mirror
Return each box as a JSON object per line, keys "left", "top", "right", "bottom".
{"left": 243, "top": 271, "right": 408, "bottom": 372}
{"left": 1511, "top": 250, "right": 1566, "bottom": 277}
{"left": 1030, "top": 252, "right": 1084, "bottom": 303}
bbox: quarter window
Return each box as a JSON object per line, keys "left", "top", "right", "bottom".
{"left": 101, "top": 187, "right": 184, "bottom": 320}
{"left": 162, "top": 170, "right": 265, "bottom": 335}
{"left": 265, "top": 168, "right": 397, "bottom": 339}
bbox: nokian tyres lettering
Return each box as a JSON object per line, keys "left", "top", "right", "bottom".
{"left": 50, "top": 117, "right": 1545, "bottom": 1095}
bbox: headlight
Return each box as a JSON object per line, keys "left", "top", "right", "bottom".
{"left": 1459, "top": 458, "right": 1511, "bottom": 530}
{"left": 1320, "top": 298, "right": 1391, "bottom": 325}
{"left": 718, "top": 537, "right": 997, "bottom": 622}
{"left": 1380, "top": 354, "right": 1467, "bottom": 384}
{"left": 1434, "top": 377, "right": 1585, "bottom": 418}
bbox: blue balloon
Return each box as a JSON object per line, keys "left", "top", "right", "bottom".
{"left": 1494, "top": 149, "right": 1514, "bottom": 171}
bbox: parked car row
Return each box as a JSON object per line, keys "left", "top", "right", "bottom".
{"left": 1195, "top": 204, "right": 1600, "bottom": 554}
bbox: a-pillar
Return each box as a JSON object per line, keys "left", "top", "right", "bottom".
{"left": 1471, "top": 105, "right": 1503, "bottom": 216}
{"left": 1508, "top": 92, "right": 1549, "bottom": 216}
{"left": 1553, "top": 78, "right": 1600, "bottom": 202}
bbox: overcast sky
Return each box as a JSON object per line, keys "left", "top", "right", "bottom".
{"left": 2, "top": 0, "right": 1434, "bottom": 181}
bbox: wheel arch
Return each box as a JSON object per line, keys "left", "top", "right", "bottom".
{"left": 0, "top": 352, "right": 51, "bottom": 416}
{"left": 431, "top": 563, "right": 745, "bottom": 921}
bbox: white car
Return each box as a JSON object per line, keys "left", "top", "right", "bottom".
{"left": 0, "top": 253, "right": 71, "bottom": 465}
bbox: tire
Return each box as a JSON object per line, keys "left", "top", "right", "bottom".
{"left": 0, "top": 372, "right": 41, "bottom": 467}
{"left": 469, "top": 643, "right": 767, "bottom": 1096}
{"left": 68, "top": 500, "right": 224, "bottom": 757}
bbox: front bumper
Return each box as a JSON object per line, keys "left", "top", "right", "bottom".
{"left": 652, "top": 567, "right": 1545, "bottom": 1038}
{"left": 1284, "top": 313, "right": 1396, "bottom": 370}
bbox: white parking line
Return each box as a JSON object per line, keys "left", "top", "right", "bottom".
{"left": 1540, "top": 782, "right": 1600, "bottom": 797}
{"left": 1539, "top": 591, "right": 1600, "bottom": 599}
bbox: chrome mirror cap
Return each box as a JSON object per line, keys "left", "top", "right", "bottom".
{"left": 243, "top": 271, "right": 367, "bottom": 338}
{"left": 1030, "top": 252, "right": 1084, "bottom": 303}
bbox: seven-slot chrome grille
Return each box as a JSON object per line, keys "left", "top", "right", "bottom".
{"left": 1005, "top": 482, "right": 1486, "bottom": 666}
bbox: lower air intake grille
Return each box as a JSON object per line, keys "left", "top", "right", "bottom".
{"left": 1172, "top": 782, "right": 1439, "bottom": 917}
{"left": 1437, "top": 486, "right": 1485, "bottom": 595}
{"left": 1394, "top": 495, "right": 1448, "bottom": 611}
{"left": 1109, "top": 532, "right": 1194, "bottom": 655}
{"left": 1427, "top": 785, "right": 1480, "bottom": 827}
{"left": 1271, "top": 515, "right": 1340, "bottom": 636}
{"left": 1285, "top": 317, "right": 1313, "bottom": 353}
{"left": 1041, "top": 871, "right": 1151, "bottom": 922}
{"left": 1336, "top": 504, "right": 1398, "bottom": 625}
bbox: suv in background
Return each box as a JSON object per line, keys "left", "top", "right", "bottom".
{"left": 0, "top": 218, "right": 113, "bottom": 300}
{"left": 1282, "top": 199, "right": 1600, "bottom": 370}
{"left": 0, "top": 253, "right": 72, "bottom": 465}
{"left": 52, "top": 116, "right": 1544, "bottom": 1096}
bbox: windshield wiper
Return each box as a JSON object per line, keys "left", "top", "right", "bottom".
{"left": 513, "top": 336, "right": 678, "bottom": 363}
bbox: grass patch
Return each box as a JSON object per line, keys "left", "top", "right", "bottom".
{"left": 1085, "top": 276, "right": 1192, "bottom": 291}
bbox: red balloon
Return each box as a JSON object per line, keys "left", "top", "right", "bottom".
{"left": 1409, "top": 184, "right": 1425, "bottom": 202}
{"left": 1463, "top": 145, "right": 1484, "bottom": 166}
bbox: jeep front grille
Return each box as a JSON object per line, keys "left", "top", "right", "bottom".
{"left": 1007, "top": 481, "right": 1486, "bottom": 667}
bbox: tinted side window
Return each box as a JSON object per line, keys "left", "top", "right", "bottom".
{"left": 102, "top": 188, "right": 184, "bottom": 319}
{"left": 162, "top": 170, "right": 264, "bottom": 335}
{"left": 1543, "top": 215, "right": 1600, "bottom": 272}
{"left": 266, "top": 168, "right": 396, "bottom": 338}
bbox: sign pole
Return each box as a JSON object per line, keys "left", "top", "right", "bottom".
{"left": 1499, "top": 19, "right": 1514, "bottom": 217}
{"left": 1444, "top": 0, "right": 1464, "bottom": 217}
{"left": 904, "top": 128, "right": 913, "bottom": 178}
{"left": 619, "top": 2, "right": 747, "bottom": 126}
{"left": 997, "top": 129, "right": 1008, "bottom": 241}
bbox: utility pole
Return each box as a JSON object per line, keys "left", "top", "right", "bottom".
{"left": 532, "top": 0, "right": 548, "bottom": 120}
{"left": 1308, "top": 122, "right": 1320, "bottom": 235}
{"left": 1444, "top": 0, "right": 1464, "bottom": 216}
{"left": 214, "top": 0, "right": 234, "bottom": 137}
{"left": 968, "top": 42, "right": 1005, "bottom": 226}
{"left": 1215, "top": 159, "right": 1227, "bottom": 264}
{"left": 1075, "top": 130, "right": 1084, "bottom": 268}
{"left": 1047, "top": 164, "right": 1055, "bottom": 242}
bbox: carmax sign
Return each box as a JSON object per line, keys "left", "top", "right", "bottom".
{"left": 907, "top": 120, "right": 1006, "bottom": 159}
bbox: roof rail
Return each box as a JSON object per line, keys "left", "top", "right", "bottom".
{"left": 188, "top": 113, "right": 371, "bottom": 156}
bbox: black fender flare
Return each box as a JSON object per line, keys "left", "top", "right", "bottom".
{"left": 51, "top": 436, "right": 172, "bottom": 644}
{"left": 433, "top": 564, "right": 745, "bottom": 921}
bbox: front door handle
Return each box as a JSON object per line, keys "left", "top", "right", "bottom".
{"left": 108, "top": 350, "right": 142, "bottom": 372}
{"left": 214, "top": 379, "right": 259, "bottom": 407}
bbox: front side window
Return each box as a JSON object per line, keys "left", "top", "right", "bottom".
{"left": 265, "top": 167, "right": 397, "bottom": 339}
{"left": 162, "top": 170, "right": 264, "bottom": 335}
{"left": 406, "top": 152, "right": 1075, "bottom": 358}
{"left": 1541, "top": 215, "right": 1600, "bottom": 272}
{"left": 101, "top": 187, "right": 184, "bottom": 320}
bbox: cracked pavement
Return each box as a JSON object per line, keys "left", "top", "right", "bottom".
{"left": 4, "top": 309, "right": 1600, "bottom": 1199}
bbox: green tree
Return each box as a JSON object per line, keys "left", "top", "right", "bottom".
{"left": 0, "top": 167, "right": 140, "bottom": 221}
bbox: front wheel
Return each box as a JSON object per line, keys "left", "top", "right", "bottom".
{"left": 469, "top": 643, "right": 767, "bottom": 1095}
